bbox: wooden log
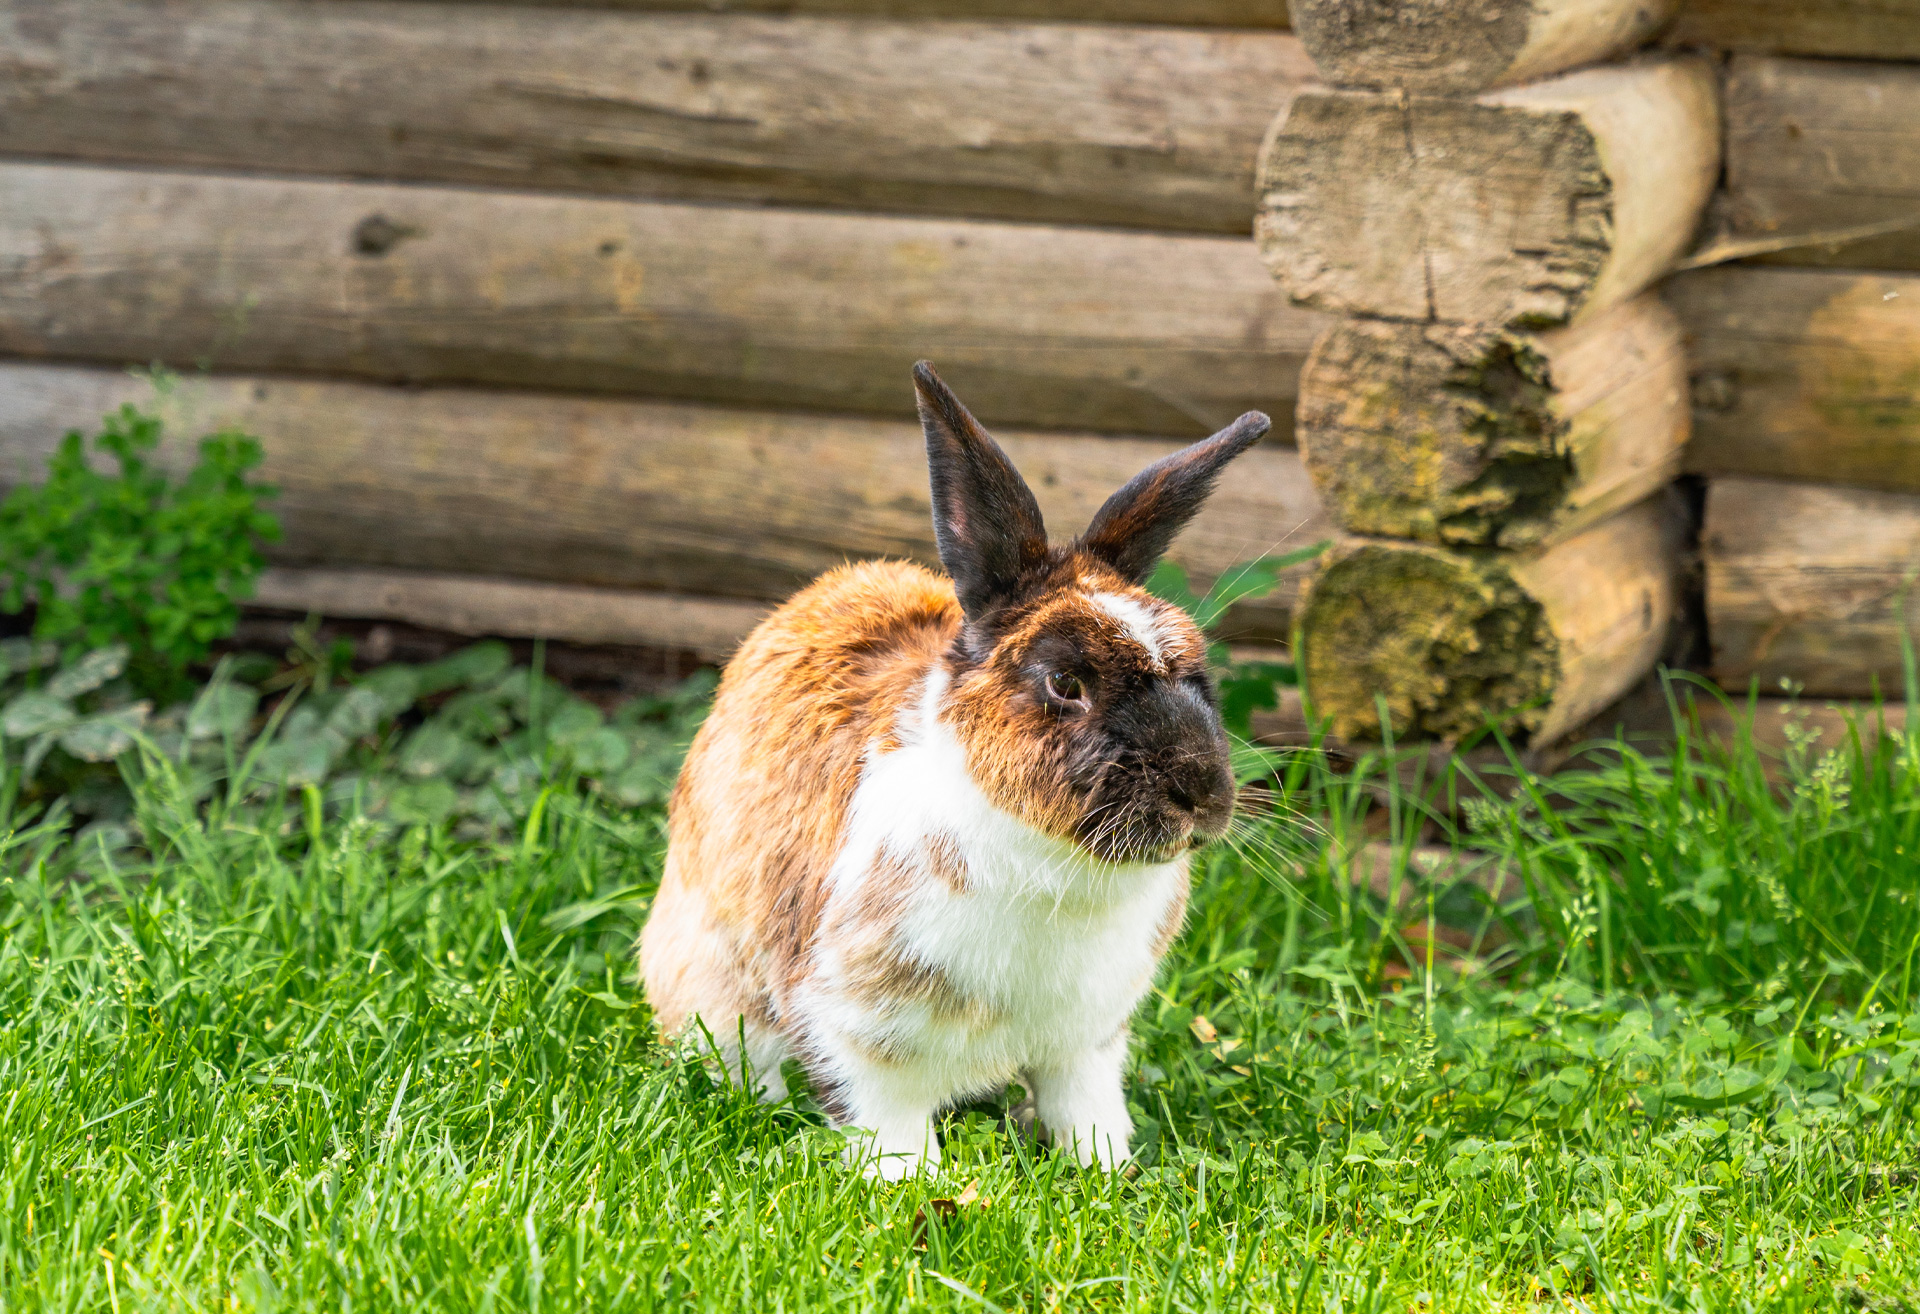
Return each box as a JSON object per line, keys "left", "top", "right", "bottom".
{"left": 1256, "top": 58, "right": 1719, "bottom": 329}
{"left": 1297, "top": 495, "right": 1681, "bottom": 744}
{"left": 1291, "top": 0, "right": 1675, "bottom": 95}
{"left": 1297, "top": 292, "right": 1687, "bottom": 548}
{"left": 0, "top": 163, "right": 1320, "bottom": 440}
{"left": 0, "top": 1, "right": 1315, "bottom": 234}
{"left": 1667, "top": 1, "right": 1920, "bottom": 63}
{"left": 252, "top": 568, "right": 772, "bottom": 662}
{"left": 1705, "top": 478, "right": 1920, "bottom": 698}
{"left": 1713, "top": 56, "right": 1920, "bottom": 273}
{"left": 0, "top": 362, "right": 1331, "bottom": 642}
{"left": 1672, "top": 267, "right": 1920, "bottom": 494}
{"left": 316, "top": 0, "right": 1291, "bottom": 24}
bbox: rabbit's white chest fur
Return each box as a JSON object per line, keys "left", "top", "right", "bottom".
{"left": 791, "top": 670, "right": 1181, "bottom": 1171}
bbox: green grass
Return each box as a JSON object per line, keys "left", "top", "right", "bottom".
{"left": 3, "top": 681, "right": 1920, "bottom": 1311}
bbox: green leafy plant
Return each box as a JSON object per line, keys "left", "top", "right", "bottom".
{"left": 0, "top": 399, "right": 280, "bottom": 701}
{"left": 1147, "top": 543, "right": 1327, "bottom": 756}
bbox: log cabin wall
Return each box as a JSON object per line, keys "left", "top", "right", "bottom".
{"left": 1259, "top": 0, "right": 1920, "bottom": 743}
{"left": 0, "top": 0, "right": 1915, "bottom": 734}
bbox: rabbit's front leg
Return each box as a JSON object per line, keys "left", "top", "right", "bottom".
{"left": 1028, "top": 1031, "right": 1134, "bottom": 1170}
{"left": 836, "top": 1059, "right": 943, "bottom": 1181}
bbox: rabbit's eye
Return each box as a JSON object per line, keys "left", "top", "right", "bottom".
{"left": 1044, "top": 671, "right": 1088, "bottom": 708}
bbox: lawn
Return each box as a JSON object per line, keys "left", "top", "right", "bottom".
{"left": 2, "top": 647, "right": 1918, "bottom": 1313}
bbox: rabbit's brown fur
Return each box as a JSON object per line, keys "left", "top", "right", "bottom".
{"left": 641, "top": 364, "right": 1266, "bottom": 1177}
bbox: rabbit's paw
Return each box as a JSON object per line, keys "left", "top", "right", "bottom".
{"left": 1030, "top": 1041, "right": 1134, "bottom": 1172}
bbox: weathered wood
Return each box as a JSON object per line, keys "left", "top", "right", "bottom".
{"left": 1712, "top": 56, "right": 1920, "bottom": 272}
{"left": 1672, "top": 267, "right": 1920, "bottom": 494}
{"left": 1705, "top": 478, "right": 1920, "bottom": 698}
{"left": 0, "top": 363, "right": 1330, "bottom": 641}
{"left": 1668, "top": 1, "right": 1920, "bottom": 62}
{"left": 0, "top": 163, "right": 1320, "bottom": 439}
{"left": 253, "top": 568, "right": 773, "bottom": 662}
{"left": 1292, "top": 0, "right": 1675, "bottom": 95}
{"left": 1256, "top": 59, "right": 1719, "bottom": 329}
{"left": 1298, "top": 293, "right": 1687, "bottom": 548}
{"left": 322, "top": 0, "right": 1291, "bottom": 24}
{"left": 1298, "top": 496, "right": 1680, "bottom": 744}
{"left": 0, "top": 1, "right": 1315, "bottom": 234}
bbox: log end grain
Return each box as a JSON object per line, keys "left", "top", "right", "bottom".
{"left": 1256, "top": 90, "right": 1612, "bottom": 326}
{"left": 1294, "top": 0, "right": 1676, "bottom": 94}
{"left": 1257, "top": 61, "right": 1717, "bottom": 328}
{"left": 1299, "top": 540, "right": 1560, "bottom": 743}
{"left": 1299, "top": 497, "right": 1678, "bottom": 744}
{"left": 1298, "top": 320, "right": 1575, "bottom": 547}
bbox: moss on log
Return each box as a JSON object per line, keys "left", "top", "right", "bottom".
{"left": 1299, "top": 496, "right": 1679, "bottom": 744}
{"left": 1297, "top": 294, "right": 1688, "bottom": 547}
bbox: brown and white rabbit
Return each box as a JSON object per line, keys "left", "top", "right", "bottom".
{"left": 640, "top": 362, "right": 1267, "bottom": 1178}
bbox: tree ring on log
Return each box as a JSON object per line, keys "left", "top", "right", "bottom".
{"left": 1299, "top": 541, "right": 1559, "bottom": 743}
{"left": 1257, "top": 93, "right": 1612, "bottom": 326}
{"left": 1299, "top": 320, "right": 1575, "bottom": 547}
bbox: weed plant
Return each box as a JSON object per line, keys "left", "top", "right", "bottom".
{"left": 1, "top": 667, "right": 1917, "bottom": 1310}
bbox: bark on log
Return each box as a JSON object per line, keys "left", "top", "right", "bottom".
{"left": 1291, "top": 0, "right": 1675, "bottom": 95}
{"left": 252, "top": 568, "right": 773, "bottom": 662}
{"left": 1298, "top": 495, "right": 1680, "bottom": 744}
{"left": 1672, "top": 267, "right": 1920, "bottom": 494}
{"left": 1705, "top": 478, "right": 1920, "bottom": 698}
{"left": 1715, "top": 56, "right": 1920, "bottom": 272}
{"left": 1297, "top": 293, "right": 1687, "bottom": 548}
{"left": 1256, "top": 58, "right": 1720, "bottom": 329}
{"left": 0, "top": 363, "right": 1330, "bottom": 641}
{"left": 1668, "top": 1, "right": 1920, "bottom": 62}
{"left": 0, "top": 163, "right": 1319, "bottom": 439}
{"left": 0, "top": 1, "right": 1315, "bottom": 234}
{"left": 314, "top": 0, "right": 1291, "bottom": 23}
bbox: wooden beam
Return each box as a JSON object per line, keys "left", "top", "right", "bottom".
{"left": 1297, "top": 293, "right": 1688, "bottom": 548}
{"left": 1297, "top": 495, "right": 1682, "bottom": 745}
{"left": 1668, "top": 0, "right": 1920, "bottom": 62}
{"left": 1256, "top": 59, "right": 1719, "bottom": 329}
{"left": 0, "top": 163, "right": 1323, "bottom": 440}
{"left": 1672, "top": 266, "right": 1920, "bottom": 494}
{"left": 1705, "top": 477, "right": 1920, "bottom": 698}
{"left": 0, "top": 1, "right": 1314, "bottom": 234}
{"left": 310, "top": 0, "right": 1291, "bottom": 24}
{"left": 1291, "top": 0, "right": 1675, "bottom": 95}
{"left": 0, "top": 362, "right": 1331, "bottom": 643}
{"left": 1715, "top": 55, "right": 1920, "bottom": 272}
{"left": 251, "top": 568, "right": 772, "bottom": 662}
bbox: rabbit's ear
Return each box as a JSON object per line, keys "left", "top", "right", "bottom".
{"left": 914, "top": 361, "right": 1049, "bottom": 620}
{"left": 1080, "top": 412, "right": 1270, "bottom": 584}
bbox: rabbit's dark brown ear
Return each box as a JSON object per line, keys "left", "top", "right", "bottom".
{"left": 1080, "top": 412, "right": 1271, "bottom": 584}
{"left": 914, "top": 361, "right": 1049, "bottom": 620}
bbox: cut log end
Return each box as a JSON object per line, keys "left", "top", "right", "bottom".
{"left": 1257, "top": 60, "right": 1719, "bottom": 329}
{"left": 1294, "top": 0, "right": 1677, "bottom": 94}
{"left": 1300, "top": 497, "right": 1679, "bottom": 745}
{"left": 1299, "top": 321, "right": 1574, "bottom": 547}
{"left": 1299, "top": 295, "right": 1689, "bottom": 548}
{"left": 1292, "top": 0, "right": 1531, "bottom": 92}
{"left": 1299, "top": 542, "right": 1560, "bottom": 743}
{"left": 1257, "top": 91, "right": 1609, "bottom": 326}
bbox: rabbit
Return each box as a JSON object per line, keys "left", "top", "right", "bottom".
{"left": 640, "top": 361, "right": 1268, "bottom": 1179}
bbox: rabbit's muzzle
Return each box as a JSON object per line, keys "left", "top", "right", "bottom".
{"left": 1072, "top": 683, "right": 1235, "bottom": 865}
